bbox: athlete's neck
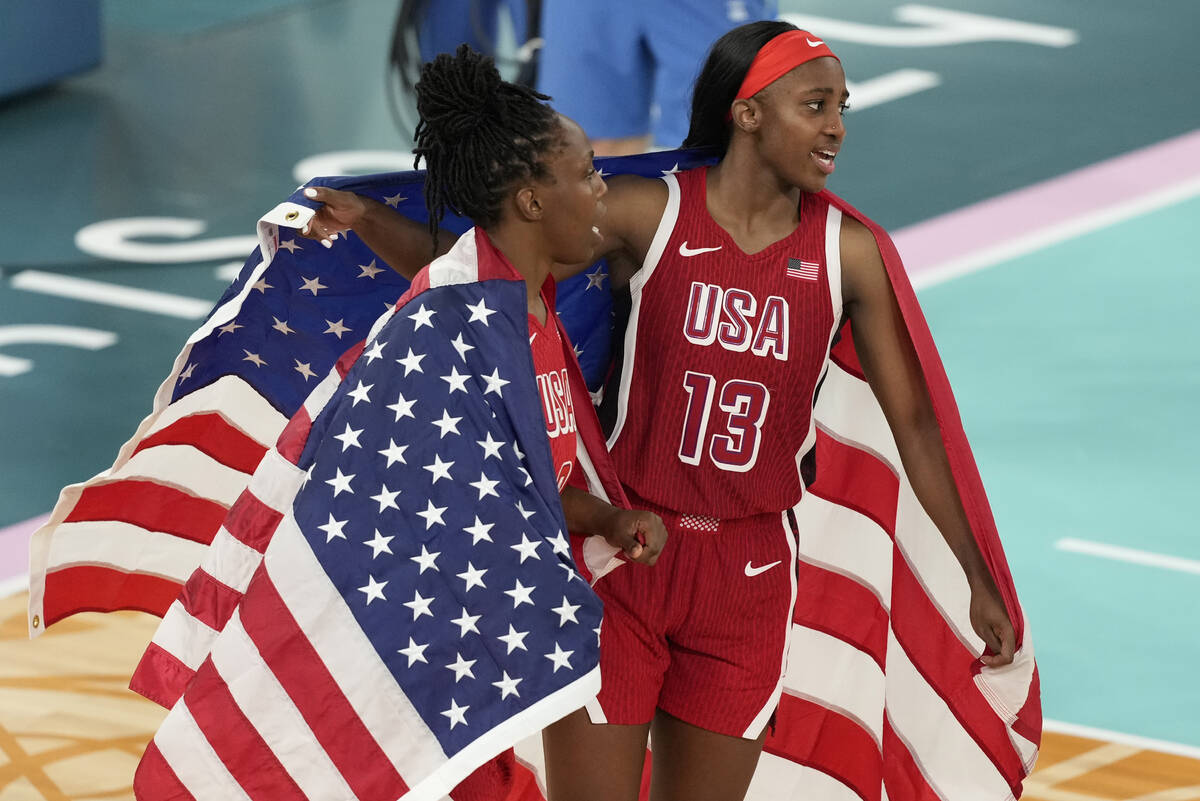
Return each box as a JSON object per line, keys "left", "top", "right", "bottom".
{"left": 485, "top": 224, "right": 552, "bottom": 325}
{"left": 707, "top": 144, "right": 803, "bottom": 232}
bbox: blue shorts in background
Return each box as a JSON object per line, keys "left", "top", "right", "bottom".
{"left": 536, "top": 0, "right": 778, "bottom": 147}
{"left": 416, "top": 0, "right": 532, "bottom": 67}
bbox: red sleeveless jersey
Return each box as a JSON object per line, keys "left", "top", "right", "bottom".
{"left": 530, "top": 299, "right": 578, "bottom": 492}
{"left": 606, "top": 167, "right": 844, "bottom": 519}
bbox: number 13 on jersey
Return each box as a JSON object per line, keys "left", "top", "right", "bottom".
{"left": 678, "top": 371, "right": 771, "bottom": 472}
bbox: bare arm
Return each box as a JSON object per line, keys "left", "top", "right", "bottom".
{"left": 841, "top": 216, "right": 1015, "bottom": 666}
{"left": 301, "top": 186, "right": 456, "bottom": 280}
{"left": 304, "top": 175, "right": 665, "bottom": 286}
{"left": 559, "top": 485, "right": 666, "bottom": 566}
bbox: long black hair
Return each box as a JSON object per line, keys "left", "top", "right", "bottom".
{"left": 683, "top": 20, "right": 798, "bottom": 153}
{"left": 413, "top": 44, "right": 561, "bottom": 243}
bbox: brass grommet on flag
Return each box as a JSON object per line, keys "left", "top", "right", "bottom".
{"left": 284, "top": 210, "right": 300, "bottom": 221}
{"left": 32, "top": 615, "right": 40, "bottom": 629}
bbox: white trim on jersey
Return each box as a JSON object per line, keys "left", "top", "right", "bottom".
{"left": 825, "top": 207, "right": 844, "bottom": 331}
{"left": 742, "top": 509, "right": 801, "bottom": 739}
{"left": 791, "top": 206, "right": 845, "bottom": 492}
{"left": 606, "top": 173, "right": 682, "bottom": 450}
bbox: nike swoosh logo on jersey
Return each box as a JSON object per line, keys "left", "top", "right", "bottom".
{"left": 679, "top": 241, "right": 723, "bottom": 257}
{"left": 807, "top": 38, "right": 824, "bottom": 47}
{"left": 744, "top": 560, "right": 782, "bottom": 577}
{"left": 529, "top": 333, "right": 537, "bottom": 345}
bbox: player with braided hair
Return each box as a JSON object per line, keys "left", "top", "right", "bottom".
{"left": 310, "top": 46, "right": 668, "bottom": 608}
{"left": 130, "top": 44, "right": 668, "bottom": 801}
{"left": 307, "top": 44, "right": 566, "bottom": 259}
{"left": 347, "top": 46, "right": 672, "bottom": 801}
{"left": 411, "top": 44, "right": 559, "bottom": 238}
{"left": 363, "top": 46, "right": 674, "bottom": 800}
{"left": 389, "top": 46, "right": 669, "bottom": 558}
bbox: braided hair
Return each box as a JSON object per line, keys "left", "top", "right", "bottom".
{"left": 683, "top": 20, "right": 798, "bottom": 154}
{"left": 413, "top": 44, "right": 562, "bottom": 245}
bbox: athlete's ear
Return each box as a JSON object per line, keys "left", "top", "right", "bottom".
{"left": 730, "top": 97, "right": 761, "bottom": 133}
{"left": 514, "top": 185, "right": 543, "bottom": 222}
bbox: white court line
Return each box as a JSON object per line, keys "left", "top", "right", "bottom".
{"left": 10, "top": 270, "right": 212, "bottom": 319}
{"left": 0, "top": 574, "right": 29, "bottom": 599}
{"left": 911, "top": 175, "right": 1200, "bottom": 289}
{"left": 0, "top": 325, "right": 119, "bottom": 376}
{"left": 1021, "top": 742, "right": 1142, "bottom": 794}
{"left": 1045, "top": 718, "right": 1200, "bottom": 761}
{"left": 214, "top": 260, "right": 245, "bottom": 281}
{"left": 1055, "top": 538, "right": 1200, "bottom": 576}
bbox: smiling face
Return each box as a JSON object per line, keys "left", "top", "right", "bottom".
{"left": 533, "top": 115, "right": 608, "bottom": 265}
{"left": 746, "top": 56, "right": 848, "bottom": 193}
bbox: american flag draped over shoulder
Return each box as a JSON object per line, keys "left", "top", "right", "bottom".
{"left": 28, "top": 149, "right": 1040, "bottom": 800}
{"left": 749, "top": 193, "right": 1040, "bottom": 801}
{"left": 136, "top": 226, "right": 617, "bottom": 800}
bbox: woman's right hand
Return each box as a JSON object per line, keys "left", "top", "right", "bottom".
{"left": 599, "top": 508, "right": 667, "bottom": 567}
{"left": 300, "top": 186, "right": 369, "bottom": 247}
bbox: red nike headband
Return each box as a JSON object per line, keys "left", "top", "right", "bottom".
{"left": 734, "top": 29, "right": 839, "bottom": 102}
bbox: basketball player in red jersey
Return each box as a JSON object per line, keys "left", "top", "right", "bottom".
{"left": 302, "top": 23, "right": 1017, "bottom": 801}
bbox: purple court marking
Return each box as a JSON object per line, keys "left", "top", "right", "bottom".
{"left": 893, "top": 129, "right": 1200, "bottom": 277}
{"left": 0, "top": 513, "right": 47, "bottom": 581}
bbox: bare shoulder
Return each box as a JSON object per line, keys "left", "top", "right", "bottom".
{"left": 605, "top": 173, "right": 667, "bottom": 204}
{"left": 839, "top": 213, "right": 888, "bottom": 305}
{"left": 839, "top": 214, "right": 884, "bottom": 266}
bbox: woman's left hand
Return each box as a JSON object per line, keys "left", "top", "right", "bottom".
{"left": 969, "top": 573, "right": 1017, "bottom": 667}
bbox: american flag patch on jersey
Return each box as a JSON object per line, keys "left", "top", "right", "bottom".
{"left": 786, "top": 258, "right": 821, "bottom": 281}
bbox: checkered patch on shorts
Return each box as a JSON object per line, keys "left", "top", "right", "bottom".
{"left": 678, "top": 514, "right": 720, "bottom": 533}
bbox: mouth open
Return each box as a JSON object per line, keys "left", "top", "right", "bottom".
{"left": 592, "top": 202, "right": 607, "bottom": 240}
{"left": 811, "top": 148, "right": 837, "bottom": 175}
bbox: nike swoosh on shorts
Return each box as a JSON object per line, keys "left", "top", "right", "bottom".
{"left": 744, "top": 560, "right": 782, "bottom": 577}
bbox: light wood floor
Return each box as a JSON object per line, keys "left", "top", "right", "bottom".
{"left": 2, "top": 593, "right": 1197, "bottom": 800}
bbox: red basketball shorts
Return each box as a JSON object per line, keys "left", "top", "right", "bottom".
{"left": 586, "top": 492, "right": 800, "bottom": 739}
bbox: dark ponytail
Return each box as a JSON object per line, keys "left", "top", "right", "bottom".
{"left": 413, "top": 44, "right": 561, "bottom": 242}
{"left": 683, "top": 20, "right": 798, "bottom": 153}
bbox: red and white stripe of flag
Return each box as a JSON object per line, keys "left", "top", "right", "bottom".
{"left": 26, "top": 367, "right": 288, "bottom": 637}
{"left": 761, "top": 342, "right": 1039, "bottom": 801}
{"left": 130, "top": 338, "right": 369, "bottom": 707}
